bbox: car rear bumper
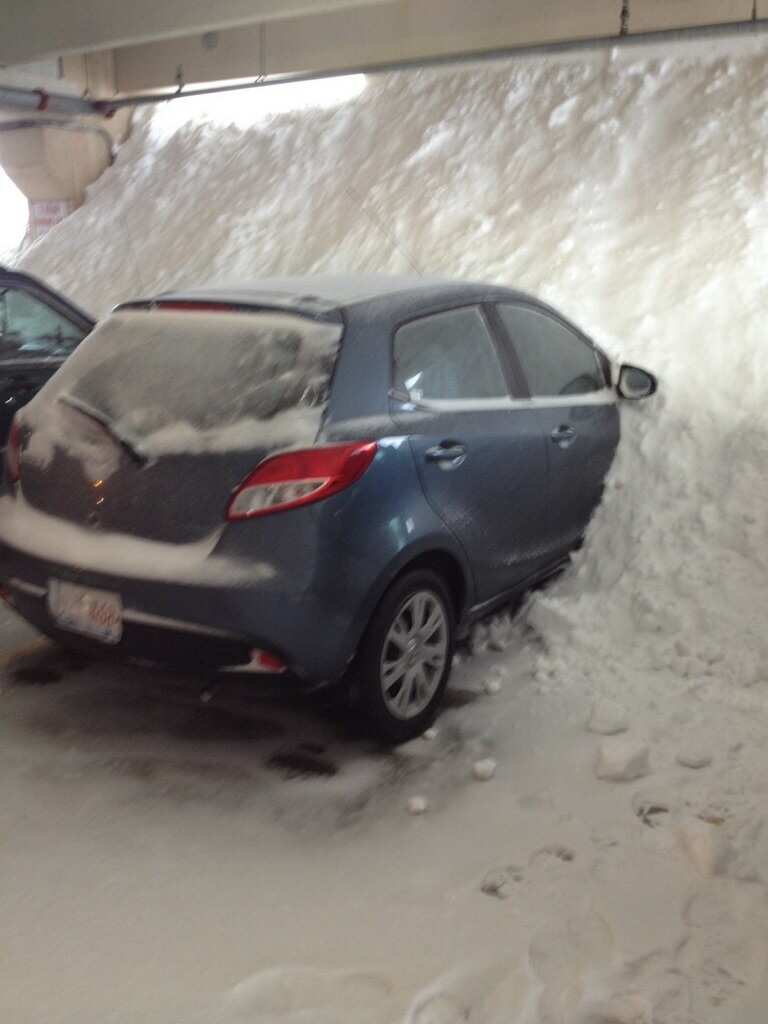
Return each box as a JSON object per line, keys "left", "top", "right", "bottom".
{"left": 0, "top": 544, "right": 361, "bottom": 686}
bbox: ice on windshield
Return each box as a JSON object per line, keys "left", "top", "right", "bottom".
{"left": 34, "top": 308, "right": 342, "bottom": 453}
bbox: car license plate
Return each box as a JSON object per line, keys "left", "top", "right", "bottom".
{"left": 47, "top": 579, "right": 123, "bottom": 644}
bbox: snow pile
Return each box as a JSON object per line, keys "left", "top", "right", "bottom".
{"left": 6, "top": 30, "right": 768, "bottom": 1024}
{"left": 528, "top": 382, "right": 768, "bottom": 709}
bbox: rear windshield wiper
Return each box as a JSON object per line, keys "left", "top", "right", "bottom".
{"left": 58, "top": 393, "right": 149, "bottom": 465}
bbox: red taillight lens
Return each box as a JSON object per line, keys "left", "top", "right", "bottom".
{"left": 249, "top": 649, "right": 286, "bottom": 674}
{"left": 227, "top": 442, "right": 377, "bottom": 519}
{"left": 153, "top": 301, "right": 237, "bottom": 313}
{"left": 5, "top": 416, "right": 21, "bottom": 483}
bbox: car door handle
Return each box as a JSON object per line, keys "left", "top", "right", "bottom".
{"left": 425, "top": 442, "right": 467, "bottom": 465}
{"left": 550, "top": 425, "right": 577, "bottom": 448}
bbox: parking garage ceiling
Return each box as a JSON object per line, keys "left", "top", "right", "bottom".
{"left": 1, "top": 0, "right": 766, "bottom": 110}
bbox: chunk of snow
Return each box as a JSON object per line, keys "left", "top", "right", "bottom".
{"left": 595, "top": 738, "right": 650, "bottom": 782}
{"left": 487, "top": 614, "right": 514, "bottom": 651}
{"left": 587, "top": 698, "right": 630, "bottom": 735}
{"left": 677, "top": 816, "right": 733, "bottom": 876}
{"left": 675, "top": 748, "right": 713, "bottom": 769}
{"left": 526, "top": 597, "right": 575, "bottom": 643}
{"left": 467, "top": 623, "right": 489, "bottom": 657}
{"left": 473, "top": 759, "right": 497, "bottom": 781}
{"left": 408, "top": 796, "right": 428, "bottom": 814}
{"left": 581, "top": 992, "right": 654, "bottom": 1023}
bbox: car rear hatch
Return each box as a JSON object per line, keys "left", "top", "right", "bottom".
{"left": 15, "top": 306, "right": 343, "bottom": 544}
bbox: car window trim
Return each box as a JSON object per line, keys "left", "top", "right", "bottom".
{"left": 481, "top": 301, "right": 530, "bottom": 398}
{"left": 394, "top": 389, "right": 616, "bottom": 413}
{"left": 523, "top": 389, "right": 616, "bottom": 409}
{"left": 0, "top": 356, "right": 69, "bottom": 370}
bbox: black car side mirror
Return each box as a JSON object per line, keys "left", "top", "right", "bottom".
{"left": 617, "top": 363, "right": 658, "bottom": 400}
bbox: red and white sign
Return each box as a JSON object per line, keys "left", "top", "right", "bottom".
{"left": 29, "top": 198, "right": 70, "bottom": 238}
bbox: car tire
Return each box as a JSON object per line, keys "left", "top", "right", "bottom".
{"left": 349, "top": 569, "right": 454, "bottom": 744}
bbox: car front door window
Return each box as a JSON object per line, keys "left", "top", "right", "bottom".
{"left": 0, "top": 287, "right": 88, "bottom": 359}
{"left": 495, "top": 303, "right": 605, "bottom": 397}
{"left": 496, "top": 302, "right": 618, "bottom": 555}
{"left": 0, "top": 286, "right": 91, "bottom": 447}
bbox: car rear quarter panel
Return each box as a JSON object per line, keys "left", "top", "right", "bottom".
{"left": 197, "top": 433, "right": 472, "bottom": 681}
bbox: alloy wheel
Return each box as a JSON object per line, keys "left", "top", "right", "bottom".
{"left": 379, "top": 589, "right": 449, "bottom": 720}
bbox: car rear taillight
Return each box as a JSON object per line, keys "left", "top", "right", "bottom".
{"left": 227, "top": 442, "right": 377, "bottom": 519}
{"left": 153, "top": 301, "right": 237, "bottom": 313}
{"left": 6, "top": 416, "right": 21, "bottom": 483}
{"left": 249, "top": 649, "right": 286, "bottom": 674}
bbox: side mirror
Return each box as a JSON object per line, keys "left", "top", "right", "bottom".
{"left": 617, "top": 363, "right": 658, "bottom": 400}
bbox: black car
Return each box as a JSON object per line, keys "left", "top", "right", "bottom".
{"left": 0, "top": 267, "right": 94, "bottom": 445}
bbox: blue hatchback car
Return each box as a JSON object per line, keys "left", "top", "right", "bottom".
{"left": 0, "top": 276, "right": 655, "bottom": 741}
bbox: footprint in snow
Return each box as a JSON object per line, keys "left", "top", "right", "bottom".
{"left": 632, "top": 793, "right": 671, "bottom": 828}
{"left": 481, "top": 845, "right": 576, "bottom": 897}
{"left": 404, "top": 962, "right": 525, "bottom": 1024}
{"left": 217, "top": 965, "right": 394, "bottom": 1023}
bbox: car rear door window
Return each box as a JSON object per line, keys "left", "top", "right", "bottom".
{"left": 0, "top": 287, "right": 89, "bottom": 359}
{"left": 496, "top": 303, "right": 605, "bottom": 397}
{"left": 393, "top": 306, "right": 508, "bottom": 401}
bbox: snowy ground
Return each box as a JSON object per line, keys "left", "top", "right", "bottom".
{"left": 6, "top": 603, "right": 766, "bottom": 1024}
{"left": 4, "top": 31, "right": 768, "bottom": 1024}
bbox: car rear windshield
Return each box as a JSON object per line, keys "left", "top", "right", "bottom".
{"left": 36, "top": 308, "right": 342, "bottom": 451}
